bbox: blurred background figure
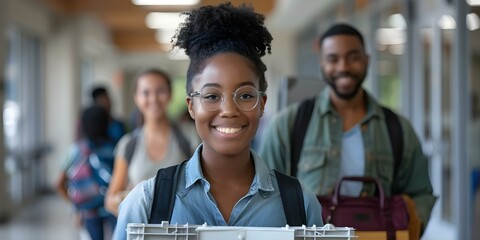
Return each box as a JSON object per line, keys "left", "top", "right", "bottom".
{"left": 91, "top": 86, "right": 126, "bottom": 144}
{"left": 104, "top": 68, "right": 200, "bottom": 216}
{"left": 260, "top": 23, "right": 435, "bottom": 239}
{"left": 55, "top": 106, "right": 117, "bottom": 240}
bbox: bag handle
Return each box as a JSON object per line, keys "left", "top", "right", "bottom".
{"left": 332, "top": 176, "right": 385, "bottom": 209}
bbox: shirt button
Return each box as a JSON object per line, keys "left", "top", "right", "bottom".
{"left": 330, "top": 149, "right": 336, "bottom": 157}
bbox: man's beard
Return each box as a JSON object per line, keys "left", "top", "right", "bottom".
{"left": 321, "top": 70, "right": 366, "bottom": 100}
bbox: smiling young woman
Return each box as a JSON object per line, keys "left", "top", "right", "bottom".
{"left": 113, "top": 3, "right": 323, "bottom": 239}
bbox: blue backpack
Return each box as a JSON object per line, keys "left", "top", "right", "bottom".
{"left": 65, "top": 140, "right": 114, "bottom": 210}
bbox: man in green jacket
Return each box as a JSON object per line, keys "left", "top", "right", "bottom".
{"left": 259, "top": 23, "right": 436, "bottom": 232}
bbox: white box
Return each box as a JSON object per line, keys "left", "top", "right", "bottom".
{"left": 126, "top": 221, "right": 357, "bottom": 240}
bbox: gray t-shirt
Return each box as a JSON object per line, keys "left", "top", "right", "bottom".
{"left": 114, "top": 122, "right": 200, "bottom": 187}
{"left": 339, "top": 124, "right": 365, "bottom": 196}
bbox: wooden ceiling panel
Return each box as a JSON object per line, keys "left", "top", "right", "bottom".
{"left": 202, "top": 0, "right": 276, "bottom": 15}
{"left": 42, "top": 0, "right": 276, "bottom": 52}
{"left": 112, "top": 30, "right": 163, "bottom": 51}
{"left": 100, "top": 11, "right": 147, "bottom": 30}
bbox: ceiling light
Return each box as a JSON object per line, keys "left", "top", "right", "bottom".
{"left": 146, "top": 12, "right": 185, "bottom": 29}
{"left": 388, "top": 13, "right": 407, "bottom": 29}
{"left": 467, "top": 13, "right": 480, "bottom": 31}
{"left": 155, "top": 29, "right": 176, "bottom": 44}
{"left": 376, "top": 28, "right": 406, "bottom": 45}
{"left": 467, "top": 0, "right": 480, "bottom": 6}
{"left": 133, "top": 0, "right": 200, "bottom": 5}
{"left": 438, "top": 15, "right": 456, "bottom": 30}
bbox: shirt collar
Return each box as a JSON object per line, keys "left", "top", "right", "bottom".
{"left": 184, "top": 144, "right": 274, "bottom": 192}
{"left": 251, "top": 149, "right": 275, "bottom": 192}
{"left": 184, "top": 144, "right": 204, "bottom": 189}
{"left": 318, "top": 87, "right": 384, "bottom": 121}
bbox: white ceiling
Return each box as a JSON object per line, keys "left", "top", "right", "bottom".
{"left": 266, "top": 0, "right": 336, "bottom": 34}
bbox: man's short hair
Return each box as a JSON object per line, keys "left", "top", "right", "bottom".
{"left": 319, "top": 23, "right": 365, "bottom": 49}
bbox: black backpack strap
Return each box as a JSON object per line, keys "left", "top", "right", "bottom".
{"left": 290, "top": 97, "right": 316, "bottom": 177}
{"left": 381, "top": 107, "right": 404, "bottom": 182}
{"left": 274, "top": 170, "right": 307, "bottom": 226}
{"left": 148, "top": 161, "right": 186, "bottom": 223}
{"left": 171, "top": 123, "right": 192, "bottom": 159}
{"left": 124, "top": 129, "right": 139, "bottom": 165}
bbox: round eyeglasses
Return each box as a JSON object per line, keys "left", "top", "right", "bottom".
{"left": 189, "top": 85, "right": 265, "bottom": 112}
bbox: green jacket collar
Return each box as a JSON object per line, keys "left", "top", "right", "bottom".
{"left": 317, "top": 87, "right": 385, "bottom": 123}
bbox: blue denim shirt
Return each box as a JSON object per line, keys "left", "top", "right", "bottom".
{"left": 113, "top": 145, "right": 323, "bottom": 239}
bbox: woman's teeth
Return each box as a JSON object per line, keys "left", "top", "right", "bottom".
{"left": 216, "top": 127, "right": 242, "bottom": 133}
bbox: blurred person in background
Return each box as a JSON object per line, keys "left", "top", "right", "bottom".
{"left": 56, "top": 106, "right": 117, "bottom": 240}
{"left": 91, "top": 86, "right": 126, "bottom": 144}
{"left": 259, "top": 23, "right": 436, "bottom": 236}
{"left": 104, "top": 68, "right": 200, "bottom": 216}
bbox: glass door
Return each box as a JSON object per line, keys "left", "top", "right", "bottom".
{"left": 3, "top": 27, "right": 44, "bottom": 204}
{"left": 418, "top": 1, "right": 470, "bottom": 239}
{"left": 421, "top": 21, "right": 457, "bottom": 240}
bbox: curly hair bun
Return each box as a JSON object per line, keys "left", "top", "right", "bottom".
{"left": 173, "top": 2, "right": 272, "bottom": 62}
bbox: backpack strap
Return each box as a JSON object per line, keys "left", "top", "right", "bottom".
{"left": 290, "top": 97, "right": 316, "bottom": 177}
{"left": 274, "top": 170, "right": 307, "bottom": 226}
{"left": 171, "top": 123, "right": 192, "bottom": 159}
{"left": 381, "top": 107, "right": 404, "bottom": 184}
{"left": 149, "top": 161, "right": 187, "bottom": 223}
{"left": 66, "top": 141, "right": 91, "bottom": 176}
{"left": 124, "top": 129, "right": 139, "bottom": 165}
{"left": 149, "top": 163, "right": 306, "bottom": 225}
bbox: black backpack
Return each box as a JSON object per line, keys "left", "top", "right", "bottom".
{"left": 148, "top": 161, "right": 307, "bottom": 226}
{"left": 290, "top": 97, "right": 404, "bottom": 182}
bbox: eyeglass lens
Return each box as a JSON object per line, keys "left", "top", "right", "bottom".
{"left": 199, "top": 86, "right": 261, "bottom": 111}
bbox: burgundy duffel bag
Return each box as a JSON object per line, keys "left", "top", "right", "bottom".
{"left": 317, "top": 176, "right": 409, "bottom": 240}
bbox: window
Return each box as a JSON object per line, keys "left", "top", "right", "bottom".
{"left": 3, "top": 27, "right": 43, "bottom": 203}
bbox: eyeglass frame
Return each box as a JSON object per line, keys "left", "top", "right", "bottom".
{"left": 188, "top": 85, "right": 266, "bottom": 112}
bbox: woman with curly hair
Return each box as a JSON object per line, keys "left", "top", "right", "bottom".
{"left": 114, "top": 3, "right": 323, "bottom": 238}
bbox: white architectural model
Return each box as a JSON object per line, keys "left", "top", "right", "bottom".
{"left": 127, "top": 221, "right": 356, "bottom": 240}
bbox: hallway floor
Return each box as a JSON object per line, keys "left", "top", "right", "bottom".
{"left": 0, "top": 194, "right": 86, "bottom": 240}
